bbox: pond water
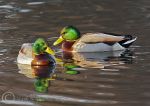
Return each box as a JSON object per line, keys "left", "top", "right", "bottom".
{"left": 0, "top": 0, "right": 150, "bottom": 106}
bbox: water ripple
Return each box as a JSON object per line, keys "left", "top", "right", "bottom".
{"left": 96, "top": 92, "right": 116, "bottom": 96}
{"left": 0, "top": 23, "right": 17, "bottom": 30}
{"left": 0, "top": 100, "right": 35, "bottom": 105}
{"left": 19, "top": 9, "right": 32, "bottom": 13}
{"left": 0, "top": 39, "right": 3, "bottom": 43}
{"left": 101, "top": 68, "right": 119, "bottom": 72}
{"left": 98, "top": 84, "right": 114, "bottom": 88}
{"left": 0, "top": 49, "right": 7, "bottom": 53}
{"left": 99, "top": 72, "right": 121, "bottom": 75}
{"left": 27, "top": 2, "right": 45, "bottom": 5}
{"left": 37, "top": 94, "right": 118, "bottom": 104}
{"left": 0, "top": 5, "right": 14, "bottom": 9}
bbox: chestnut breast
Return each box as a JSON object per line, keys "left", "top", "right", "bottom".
{"left": 31, "top": 54, "right": 54, "bottom": 66}
{"left": 62, "top": 41, "right": 75, "bottom": 51}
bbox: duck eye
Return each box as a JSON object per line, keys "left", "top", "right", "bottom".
{"left": 61, "top": 32, "right": 66, "bottom": 35}
{"left": 43, "top": 47, "right": 47, "bottom": 50}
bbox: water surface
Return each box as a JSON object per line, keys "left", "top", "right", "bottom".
{"left": 0, "top": 0, "right": 150, "bottom": 106}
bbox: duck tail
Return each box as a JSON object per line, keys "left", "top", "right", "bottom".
{"left": 119, "top": 35, "right": 137, "bottom": 48}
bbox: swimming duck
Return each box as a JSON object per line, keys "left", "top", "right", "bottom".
{"left": 17, "top": 38, "right": 55, "bottom": 65}
{"left": 53, "top": 26, "right": 137, "bottom": 52}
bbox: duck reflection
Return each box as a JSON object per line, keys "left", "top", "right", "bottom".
{"left": 60, "top": 51, "right": 81, "bottom": 75}
{"left": 32, "top": 65, "right": 55, "bottom": 93}
{"left": 17, "top": 64, "right": 56, "bottom": 93}
{"left": 63, "top": 62, "right": 80, "bottom": 75}
{"left": 61, "top": 50, "right": 133, "bottom": 69}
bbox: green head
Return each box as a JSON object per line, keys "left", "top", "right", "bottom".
{"left": 33, "top": 38, "right": 55, "bottom": 55}
{"left": 53, "top": 26, "right": 81, "bottom": 46}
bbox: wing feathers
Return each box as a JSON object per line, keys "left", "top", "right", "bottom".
{"left": 78, "top": 33, "right": 124, "bottom": 43}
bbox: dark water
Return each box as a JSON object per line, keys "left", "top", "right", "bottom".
{"left": 0, "top": 0, "right": 150, "bottom": 106}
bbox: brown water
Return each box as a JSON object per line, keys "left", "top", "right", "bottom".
{"left": 0, "top": 0, "right": 150, "bottom": 106}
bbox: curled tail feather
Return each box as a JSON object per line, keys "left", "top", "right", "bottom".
{"left": 119, "top": 35, "right": 137, "bottom": 48}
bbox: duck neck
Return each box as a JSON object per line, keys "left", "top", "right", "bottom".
{"left": 62, "top": 41, "right": 76, "bottom": 52}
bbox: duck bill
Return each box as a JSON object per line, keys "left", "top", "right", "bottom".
{"left": 53, "top": 36, "right": 64, "bottom": 46}
{"left": 45, "top": 47, "right": 55, "bottom": 55}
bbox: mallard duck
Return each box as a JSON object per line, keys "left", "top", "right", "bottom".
{"left": 53, "top": 26, "right": 137, "bottom": 52}
{"left": 17, "top": 38, "right": 55, "bottom": 65}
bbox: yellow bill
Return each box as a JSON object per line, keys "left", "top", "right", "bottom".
{"left": 45, "top": 47, "right": 55, "bottom": 55}
{"left": 55, "top": 57, "right": 63, "bottom": 63}
{"left": 53, "top": 36, "right": 64, "bottom": 46}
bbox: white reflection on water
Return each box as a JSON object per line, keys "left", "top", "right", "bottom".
{"left": 0, "top": 39, "right": 3, "bottom": 43}
{"left": 0, "top": 49, "right": 7, "bottom": 53}
{"left": 27, "top": 2, "right": 45, "bottom": 5}
{"left": 0, "top": 5, "right": 14, "bottom": 9}
{"left": 37, "top": 94, "right": 119, "bottom": 104}
{"left": 99, "top": 72, "right": 121, "bottom": 75}
{"left": 71, "top": 67, "right": 87, "bottom": 71}
{"left": 98, "top": 78, "right": 116, "bottom": 82}
{"left": 0, "top": 100, "right": 35, "bottom": 105}
{"left": 19, "top": 9, "right": 32, "bottom": 13}
{"left": 101, "top": 68, "right": 119, "bottom": 71}
{"left": 96, "top": 92, "right": 116, "bottom": 96}
{"left": 135, "top": 52, "right": 150, "bottom": 55}
{"left": 0, "top": 49, "right": 7, "bottom": 57}
{"left": 98, "top": 84, "right": 114, "bottom": 88}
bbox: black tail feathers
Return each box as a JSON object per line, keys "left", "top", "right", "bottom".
{"left": 119, "top": 35, "right": 137, "bottom": 48}
{"left": 124, "top": 35, "right": 132, "bottom": 40}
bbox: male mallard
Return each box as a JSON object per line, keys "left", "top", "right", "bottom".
{"left": 53, "top": 26, "right": 137, "bottom": 52}
{"left": 17, "top": 38, "right": 55, "bottom": 65}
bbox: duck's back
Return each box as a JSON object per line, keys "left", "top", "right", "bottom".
{"left": 72, "top": 33, "right": 126, "bottom": 52}
{"left": 17, "top": 43, "right": 33, "bottom": 64}
{"left": 77, "top": 33, "right": 124, "bottom": 43}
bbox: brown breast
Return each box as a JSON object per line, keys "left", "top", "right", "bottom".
{"left": 31, "top": 54, "right": 54, "bottom": 66}
{"left": 62, "top": 41, "right": 75, "bottom": 52}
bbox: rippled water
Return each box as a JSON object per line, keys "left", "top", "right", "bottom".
{"left": 0, "top": 0, "right": 150, "bottom": 106}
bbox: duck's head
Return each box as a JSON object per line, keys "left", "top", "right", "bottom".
{"left": 53, "top": 26, "right": 80, "bottom": 46}
{"left": 33, "top": 38, "right": 55, "bottom": 55}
